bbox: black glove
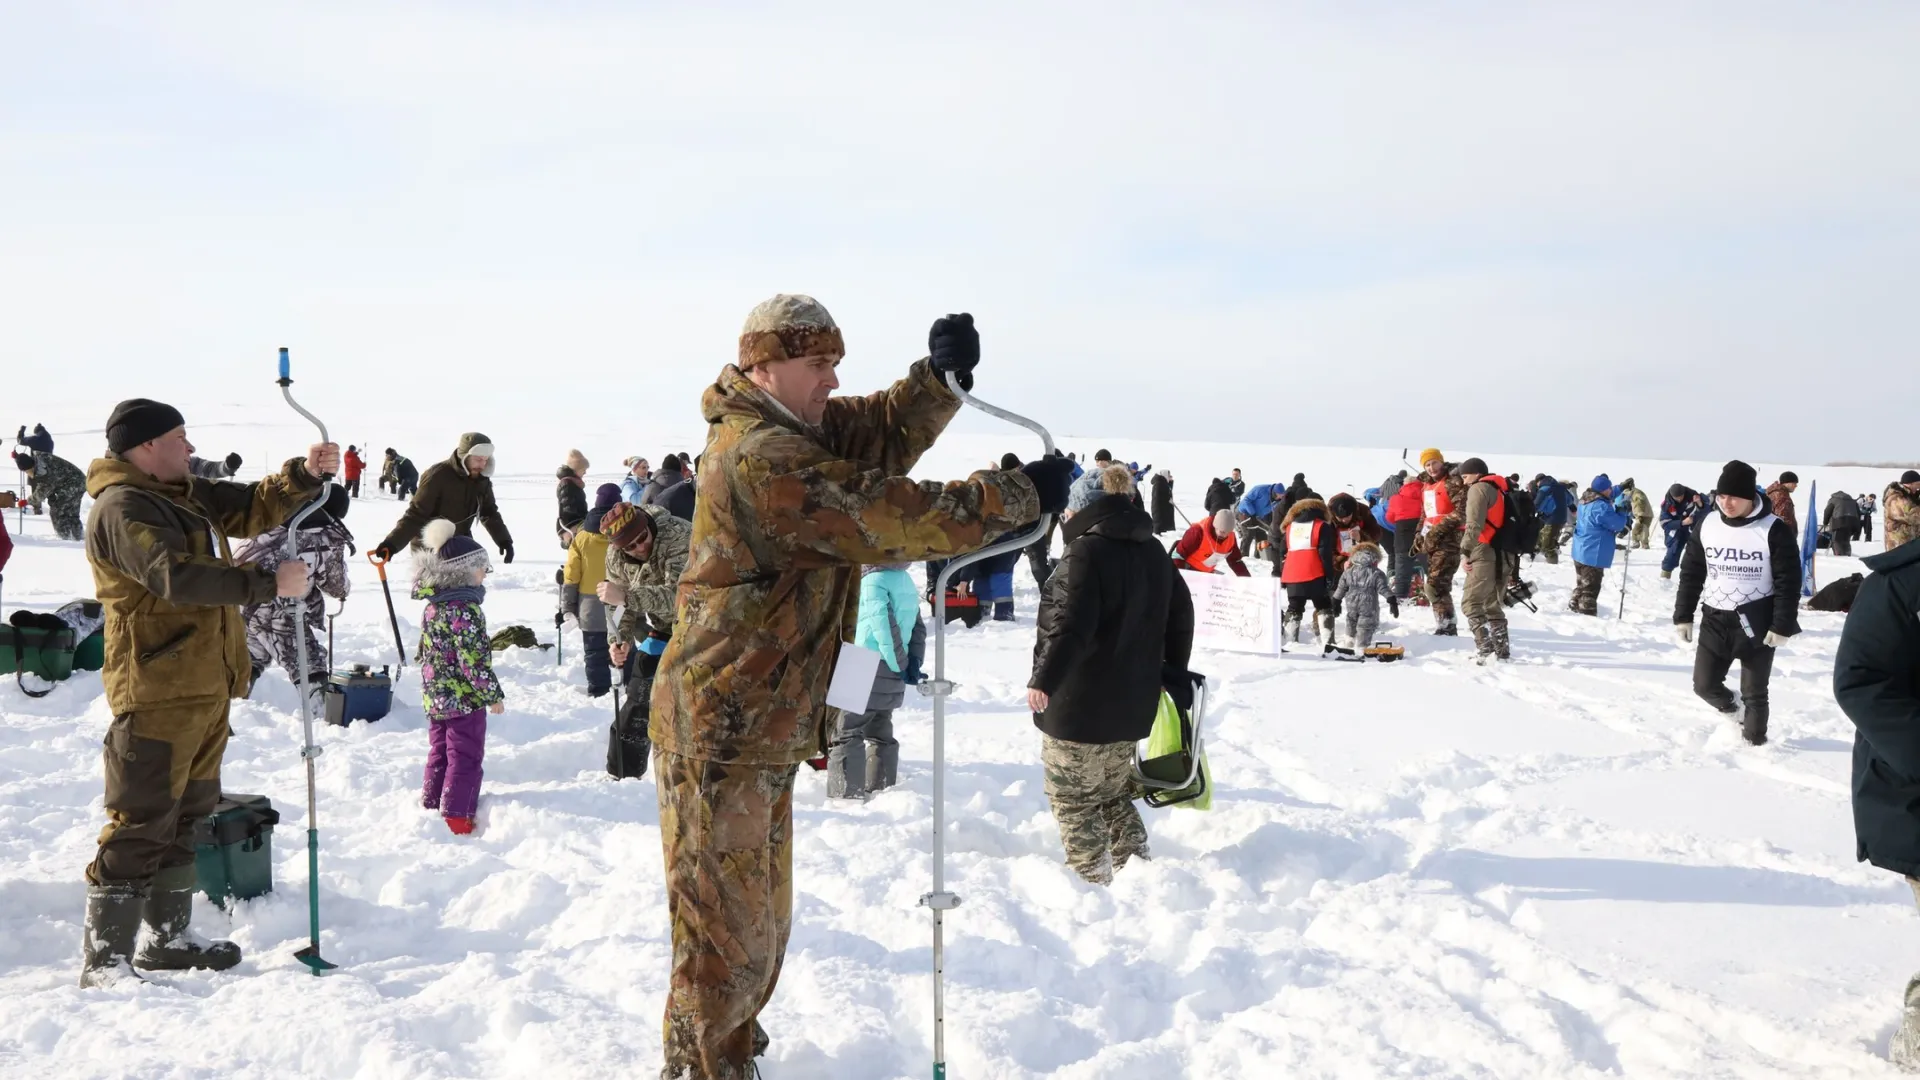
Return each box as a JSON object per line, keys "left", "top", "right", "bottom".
{"left": 555, "top": 611, "right": 565, "bottom": 628}
{"left": 928, "top": 313, "right": 979, "bottom": 392}
{"left": 373, "top": 545, "right": 393, "bottom": 562}
{"left": 225, "top": 452, "right": 243, "bottom": 472}
{"left": 1019, "top": 454, "right": 1076, "bottom": 516}
{"left": 502, "top": 544, "right": 515, "bottom": 564}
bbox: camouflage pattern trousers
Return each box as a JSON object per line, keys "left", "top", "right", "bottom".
{"left": 1570, "top": 562, "right": 1607, "bottom": 615}
{"left": 1422, "top": 544, "right": 1461, "bottom": 623}
{"left": 1536, "top": 523, "right": 1561, "bottom": 564}
{"left": 1041, "top": 735, "right": 1148, "bottom": 886}
{"left": 656, "top": 750, "right": 793, "bottom": 1080}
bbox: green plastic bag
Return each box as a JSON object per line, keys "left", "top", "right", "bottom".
{"left": 1141, "top": 691, "right": 1211, "bottom": 810}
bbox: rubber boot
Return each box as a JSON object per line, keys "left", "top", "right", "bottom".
{"left": 1469, "top": 622, "right": 1494, "bottom": 662}
{"left": 78, "top": 883, "right": 146, "bottom": 988}
{"left": 1491, "top": 624, "right": 1512, "bottom": 661}
{"left": 1742, "top": 703, "right": 1769, "bottom": 747}
{"left": 135, "top": 864, "right": 242, "bottom": 973}
{"left": 1891, "top": 975, "right": 1920, "bottom": 1072}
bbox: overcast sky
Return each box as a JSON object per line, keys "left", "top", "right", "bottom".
{"left": 5, "top": 3, "right": 1917, "bottom": 463}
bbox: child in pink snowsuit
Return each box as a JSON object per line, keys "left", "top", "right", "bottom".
{"left": 413, "top": 520, "right": 505, "bottom": 835}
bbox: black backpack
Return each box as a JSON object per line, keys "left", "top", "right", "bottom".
{"left": 1808, "top": 573, "right": 1864, "bottom": 612}
{"left": 1491, "top": 484, "right": 1539, "bottom": 555}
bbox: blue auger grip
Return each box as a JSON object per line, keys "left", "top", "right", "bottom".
{"left": 279, "top": 347, "right": 290, "bottom": 381}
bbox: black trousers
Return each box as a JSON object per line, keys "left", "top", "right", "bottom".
{"left": 1694, "top": 609, "right": 1775, "bottom": 729}
{"left": 607, "top": 648, "right": 660, "bottom": 780}
{"left": 1832, "top": 520, "right": 1857, "bottom": 556}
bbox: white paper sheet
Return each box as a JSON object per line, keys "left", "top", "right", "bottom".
{"left": 825, "top": 641, "right": 883, "bottom": 711}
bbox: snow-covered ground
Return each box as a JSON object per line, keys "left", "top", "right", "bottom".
{"left": 2, "top": 401, "right": 1914, "bottom": 1079}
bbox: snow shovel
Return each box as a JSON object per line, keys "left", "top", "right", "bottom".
{"left": 919, "top": 371, "right": 1055, "bottom": 1080}
{"left": 367, "top": 553, "right": 409, "bottom": 671}
{"left": 277, "top": 347, "right": 339, "bottom": 975}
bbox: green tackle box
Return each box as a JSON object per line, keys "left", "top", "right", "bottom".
{"left": 193, "top": 794, "right": 278, "bottom": 908}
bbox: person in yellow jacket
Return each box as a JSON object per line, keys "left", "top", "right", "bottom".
{"left": 563, "top": 483, "right": 622, "bottom": 697}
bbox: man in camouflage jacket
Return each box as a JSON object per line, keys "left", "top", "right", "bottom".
{"left": 597, "top": 501, "right": 692, "bottom": 781}
{"left": 1885, "top": 472, "right": 1920, "bottom": 553}
{"left": 648, "top": 295, "right": 1070, "bottom": 1079}
{"left": 1411, "top": 459, "right": 1468, "bottom": 636}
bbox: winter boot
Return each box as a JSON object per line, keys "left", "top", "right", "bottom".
{"left": 1433, "top": 616, "right": 1458, "bottom": 637}
{"left": 135, "top": 864, "right": 242, "bottom": 973}
{"left": 446, "top": 816, "right": 476, "bottom": 835}
{"left": 78, "top": 883, "right": 146, "bottom": 988}
{"left": 1283, "top": 613, "right": 1303, "bottom": 644}
{"left": 1470, "top": 622, "right": 1494, "bottom": 662}
{"left": 1890, "top": 975, "right": 1920, "bottom": 1072}
{"left": 1318, "top": 611, "right": 1338, "bottom": 642}
{"left": 1491, "top": 624, "right": 1512, "bottom": 661}
{"left": 992, "top": 601, "right": 1015, "bottom": 622}
{"left": 1742, "top": 704, "right": 1769, "bottom": 747}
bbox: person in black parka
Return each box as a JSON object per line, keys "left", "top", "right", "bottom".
{"left": 1028, "top": 470, "right": 1194, "bottom": 886}
{"left": 1149, "top": 470, "right": 1176, "bottom": 534}
{"left": 1835, "top": 534, "right": 1920, "bottom": 1068}
{"left": 1203, "top": 477, "right": 1234, "bottom": 515}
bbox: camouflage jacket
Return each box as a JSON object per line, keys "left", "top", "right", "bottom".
{"left": 650, "top": 359, "right": 1040, "bottom": 765}
{"left": 603, "top": 503, "right": 692, "bottom": 642}
{"left": 1885, "top": 483, "right": 1920, "bottom": 551}
{"left": 1765, "top": 482, "right": 1799, "bottom": 531}
{"left": 85, "top": 456, "right": 322, "bottom": 713}
{"left": 1413, "top": 472, "right": 1469, "bottom": 555}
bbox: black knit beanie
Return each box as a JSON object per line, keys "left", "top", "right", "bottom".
{"left": 105, "top": 399, "right": 186, "bottom": 454}
{"left": 1716, "top": 460, "right": 1758, "bottom": 497}
{"left": 1459, "top": 457, "right": 1488, "bottom": 476}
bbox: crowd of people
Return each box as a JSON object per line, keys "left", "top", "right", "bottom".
{"left": 13, "top": 296, "right": 1920, "bottom": 1076}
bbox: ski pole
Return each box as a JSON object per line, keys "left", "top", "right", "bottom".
{"left": 276, "top": 347, "right": 339, "bottom": 975}
{"left": 368, "top": 554, "right": 408, "bottom": 671}
{"left": 919, "top": 371, "right": 1054, "bottom": 1080}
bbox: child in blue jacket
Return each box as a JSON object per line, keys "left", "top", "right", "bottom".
{"left": 1571, "top": 474, "right": 1634, "bottom": 615}
{"left": 828, "top": 564, "right": 927, "bottom": 800}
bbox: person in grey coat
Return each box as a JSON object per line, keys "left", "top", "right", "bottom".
{"left": 828, "top": 564, "right": 927, "bottom": 801}
{"left": 1331, "top": 542, "right": 1396, "bottom": 647}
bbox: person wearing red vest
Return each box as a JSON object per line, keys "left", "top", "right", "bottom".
{"left": 1458, "top": 458, "right": 1512, "bottom": 662}
{"left": 1387, "top": 474, "right": 1426, "bottom": 600}
{"left": 342, "top": 445, "right": 366, "bottom": 499}
{"left": 1171, "top": 509, "right": 1251, "bottom": 577}
{"left": 1275, "top": 498, "right": 1340, "bottom": 642}
{"left": 1410, "top": 448, "right": 1467, "bottom": 636}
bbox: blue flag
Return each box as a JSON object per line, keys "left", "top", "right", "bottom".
{"left": 1801, "top": 480, "right": 1818, "bottom": 597}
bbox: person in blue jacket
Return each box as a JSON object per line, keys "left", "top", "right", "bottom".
{"left": 1527, "top": 474, "right": 1569, "bottom": 564}
{"left": 1660, "top": 484, "right": 1706, "bottom": 579}
{"left": 1570, "top": 474, "right": 1633, "bottom": 615}
{"left": 1235, "top": 482, "right": 1283, "bottom": 555}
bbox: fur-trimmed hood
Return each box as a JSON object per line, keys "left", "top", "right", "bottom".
{"left": 1279, "top": 497, "right": 1327, "bottom": 531}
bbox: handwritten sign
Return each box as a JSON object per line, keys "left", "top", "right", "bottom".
{"left": 1184, "top": 572, "right": 1280, "bottom": 656}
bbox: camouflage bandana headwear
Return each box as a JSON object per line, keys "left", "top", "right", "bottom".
{"left": 738, "top": 294, "right": 845, "bottom": 369}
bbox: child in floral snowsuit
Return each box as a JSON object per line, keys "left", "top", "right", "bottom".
{"left": 413, "top": 518, "right": 505, "bottom": 835}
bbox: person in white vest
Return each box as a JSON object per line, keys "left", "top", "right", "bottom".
{"left": 1672, "top": 459, "right": 1802, "bottom": 746}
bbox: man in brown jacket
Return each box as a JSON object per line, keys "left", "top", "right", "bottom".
{"left": 1765, "top": 471, "right": 1800, "bottom": 532}
{"left": 1457, "top": 458, "right": 1513, "bottom": 662}
{"left": 649, "top": 296, "right": 1073, "bottom": 1079}
{"left": 80, "top": 397, "right": 335, "bottom": 986}
{"left": 374, "top": 432, "right": 514, "bottom": 562}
